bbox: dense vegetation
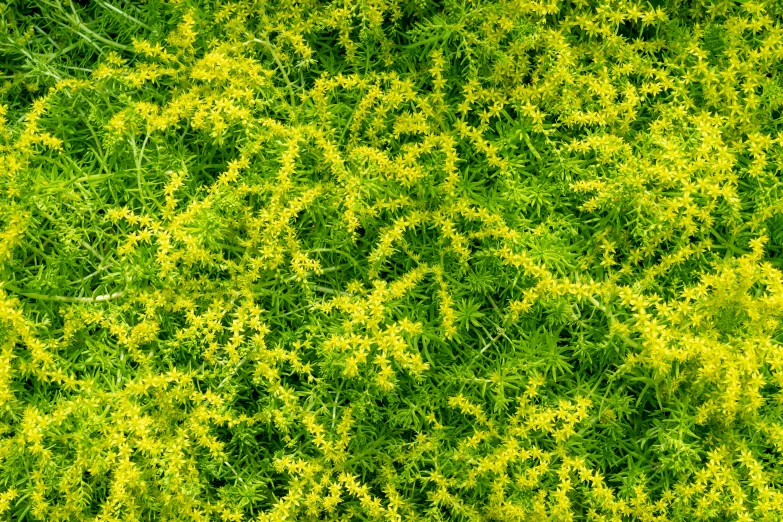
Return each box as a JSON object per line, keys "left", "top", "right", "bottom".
{"left": 2, "top": 0, "right": 783, "bottom": 520}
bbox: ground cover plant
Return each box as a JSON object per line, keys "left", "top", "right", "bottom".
{"left": 1, "top": 0, "right": 783, "bottom": 520}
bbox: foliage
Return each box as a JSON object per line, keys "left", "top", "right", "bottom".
{"left": 2, "top": 0, "right": 783, "bottom": 520}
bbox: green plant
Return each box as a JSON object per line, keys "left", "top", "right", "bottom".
{"left": 1, "top": 0, "right": 783, "bottom": 520}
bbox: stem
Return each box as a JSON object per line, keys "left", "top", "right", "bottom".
{"left": 305, "top": 248, "right": 361, "bottom": 269}
{"left": 246, "top": 38, "right": 297, "bottom": 116}
{"left": 80, "top": 240, "right": 104, "bottom": 262}
{"left": 311, "top": 285, "right": 352, "bottom": 297}
{"left": 130, "top": 133, "right": 154, "bottom": 216}
{"left": 96, "top": 1, "right": 153, "bottom": 31}
{"left": 65, "top": 0, "right": 130, "bottom": 51}
{"left": 2, "top": 283, "right": 125, "bottom": 303}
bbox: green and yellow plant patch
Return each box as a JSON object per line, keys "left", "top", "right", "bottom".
{"left": 1, "top": 0, "right": 783, "bottom": 520}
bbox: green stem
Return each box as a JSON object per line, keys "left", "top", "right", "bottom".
{"left": 2, "top": 283, "right": 125, "bottom": 303}
{"left": 246, "top": 38, "right": 297, "bottom": 117}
